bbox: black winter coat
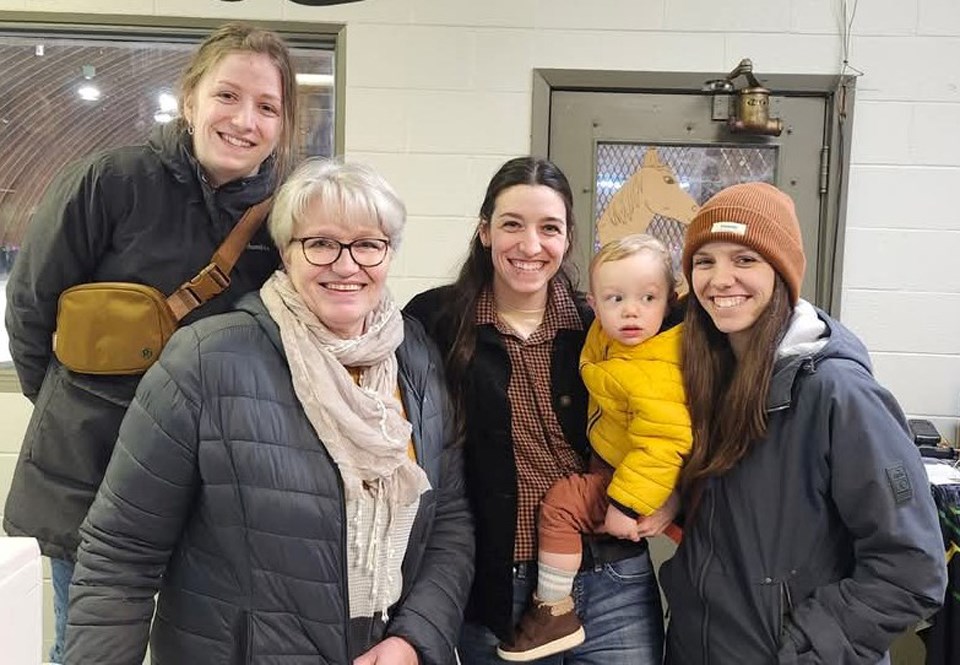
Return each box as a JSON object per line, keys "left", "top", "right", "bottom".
{"left": 406, "top": 284, "right": 647, "bottom": 641}
{"left": 3, "top": 122, "right": 279, "bottom": 560}
{"left": 64, "top": 294, "right": 474, "bottom": 665}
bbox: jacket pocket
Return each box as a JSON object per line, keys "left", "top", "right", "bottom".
{"left": 777, "top": 637, "right": 799, "bottom": 665}
{"left": 22, "top": 365, "right": 63, "bottom": 463}
{"left": 602, "top": 550, "right": 655, "bottom": 584}
{"left": 777, "top": 579, "right": 816, "bottom": 664}
{"left": 396, "top": 491, "right": 436, "bottom": 604}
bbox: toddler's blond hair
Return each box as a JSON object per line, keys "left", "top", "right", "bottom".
{"left": 589, "top": 233, "right": 677, "bottom": 299}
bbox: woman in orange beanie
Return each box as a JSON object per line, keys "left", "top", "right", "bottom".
{"left": 659, "top": 181, "right": 947, "bottom": 664}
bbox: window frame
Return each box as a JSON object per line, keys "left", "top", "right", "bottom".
{"left": 0, "top": 11, "right": 345, "bottom": 394}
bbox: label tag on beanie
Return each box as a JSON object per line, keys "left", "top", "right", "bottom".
{"left": 711, "top": 221, "right": 747, "bottom": 235}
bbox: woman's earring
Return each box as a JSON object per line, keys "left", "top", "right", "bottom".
{"left": 187, "top": 123, "right": 194, "bottom": 136}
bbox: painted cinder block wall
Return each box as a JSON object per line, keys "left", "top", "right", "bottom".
{"left": 1, "top": 0, "right": 958, "bottom": 656}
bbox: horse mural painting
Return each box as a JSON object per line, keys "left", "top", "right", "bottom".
{"left": 596, "top": 147, "right": 699, "bottom": 247}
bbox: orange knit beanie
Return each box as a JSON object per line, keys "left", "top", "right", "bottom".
{"left": 681, "top": 182, "right": 806, "bottom": 304}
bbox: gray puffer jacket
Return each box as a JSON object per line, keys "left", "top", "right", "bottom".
{"left": 64, "top": 294, "right": 474, "bottom": 665}
{"left": 660, "top": 307, "right": 946, "bottom": 665}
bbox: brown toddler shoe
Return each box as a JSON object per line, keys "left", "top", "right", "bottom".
{"left": 496, "top": 594, "right": 585, "bottom": 661}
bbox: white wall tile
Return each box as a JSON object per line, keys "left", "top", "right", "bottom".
{"left": 0, "top": 394, "right": 30, "bottom": 455}
{"left": 852, "top": 37, "right": 960, "bottom": 103}
{"left": 26, "top": 0, "right": 154, "bottom": 12}
{"left": 846, "top": 166, "right": 960, "bottom": 230}
{"left": 791, "top": 0, "right": 838, "bottom": 34}
{"left": 848, "top": 102, "right": 912, "bottom": 164}
{"left": 346, "top": 25, "right": 476, "bottom": 91}
{"left": 794, "top": 0, "right": 916, "bottom": 35}
{"left": 918, "top": 0, "right": 960, "bottom": 36}
{"left": 851, "top": 0, "right": 918, "bottom": 35}
{"left": 841, "top": 228, "right": 960, "bottom": 291}
{"left": 0, "top": 455, "right": 16, "bottom": 522}
{"left": 42, "top": 579, "right": 54, "bottom": 660}
{"left": 475, "top": 29, "right": 536, "bottom": 93}
{"left": 343, "top": 88, "right": 408, "bottom": 153}
{"left": 665, "top": 0, "right": 791, "bottom": 33}
{"left": 841, "top": 290, "right": 960, "bottom": 354}
{"left": 409, "top": 0, "right": 536, "bottom": 28}
{"left": 347, "top": 152, "right": 479, "bottom": 217}
{"left": 281, "top": 0, "right": 411, "bottom": 23}
{"left": 534, "top": 0, "right": 664, "bottom": 31}
{"left": 871, "top": 352, "right": 960, "bottom": 419}
{"left": 911, "top": 103, "right": 960, "bottom": 166}
{"left": 405, "top": 91, "right": 529, "bottom": 155}
{"left": 533, "top": 30, "right": 725, "bottom": 72}
{"left": 389, "top": 276, "right": 452, "bottom": 307}
{"left": 394, "top": 216, "right": 476, "bottom": 279}
{"left": 467, "top": 156, "right": 516, "bottom": 206}
{"left": 155, "top": 0, "right": 282, "bottom": 20}
{"left": 723, "top": 33, "right": 840, "bottom": 73}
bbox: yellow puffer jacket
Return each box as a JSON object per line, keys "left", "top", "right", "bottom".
{"left": 580, "top": 320, "right": 692, "bottom": 516}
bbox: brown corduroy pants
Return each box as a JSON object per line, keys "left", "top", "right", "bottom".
{"left": 538, "top": 458, "right": 614, "bottom": 555}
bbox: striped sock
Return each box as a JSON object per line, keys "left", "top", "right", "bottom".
{"left": 536, "top": 561, "right": 576, "bottom": 603}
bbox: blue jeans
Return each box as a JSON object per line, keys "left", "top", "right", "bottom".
{"left": 50, "top": 557, "right": 75, "bottom": 664}
{"left": 459, "top": 550, "right": 664, "bottom": 665}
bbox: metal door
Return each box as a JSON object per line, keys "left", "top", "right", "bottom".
{"left": 548, "top": 90, "right": 828, "bottom": 304}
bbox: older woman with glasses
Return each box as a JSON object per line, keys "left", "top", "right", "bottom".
{"left": 64, "top": 158, "right": 474, "bottom": 665}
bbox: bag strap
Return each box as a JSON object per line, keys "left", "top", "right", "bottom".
{"left": 166, "top": 197, "right": 273, "bottom": 321}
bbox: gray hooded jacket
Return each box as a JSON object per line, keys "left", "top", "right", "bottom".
{"left": 660, "top": 303, "right": 946, "bottom": 665}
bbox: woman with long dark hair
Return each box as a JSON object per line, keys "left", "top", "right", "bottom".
{"left": 406, "top": 157, "right": 664, "bottom": 664}
{"left": 659, "top": 182, "right": 946, "bottom": 664}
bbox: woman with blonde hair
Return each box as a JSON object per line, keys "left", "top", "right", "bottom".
{"left": 4, "top": 23, "right": 297, "bottom": 661}
{"left": 65, "top": 158, "right": 473, "bottom": 664}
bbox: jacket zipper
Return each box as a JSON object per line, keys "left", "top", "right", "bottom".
{"left": 336, "top": 467, "right": 351, "bottom": 655}
{"left": 696, "top": 492, "right": 717, "bottom": 665}
{"left": 223, "top": 432, "right": 255, "bottom": 663}
{"left": 779, "top": 579, "right": 794, "bottom": 644}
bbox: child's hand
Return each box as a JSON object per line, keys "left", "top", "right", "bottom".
{"left": 636, "top": 491, "right": 680, "bottom": 538}
{"left": 602, "top": 504, "right": 641, "bottom": 541}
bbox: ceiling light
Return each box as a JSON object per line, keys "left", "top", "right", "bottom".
{"left": 78, "top": 85, "right": 101, "bottom": 102}
{"left": 295, "top": 73, "right": 334, "bottom": 87}
{"left": 158, "top": 92, "right": 178, "bottom": 113}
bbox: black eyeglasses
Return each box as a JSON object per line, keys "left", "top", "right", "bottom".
{"left": 291, "top": 236, "right": 391, "bottom": 267}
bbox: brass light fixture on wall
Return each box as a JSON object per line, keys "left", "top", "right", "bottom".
{"left": 704, "top": 58, "right": 783, "bottom": 137}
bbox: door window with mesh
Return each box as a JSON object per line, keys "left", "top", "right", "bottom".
{"left": 594, "top": 142, "right": 777, "bottom": 272}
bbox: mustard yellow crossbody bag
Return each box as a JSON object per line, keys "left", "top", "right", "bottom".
{"left": 52, "top": 199, "right": 272, "bottom": 375}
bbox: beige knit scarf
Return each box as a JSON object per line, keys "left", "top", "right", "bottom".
{"left": 261, "top": 271, "right": 430, "bottom": 616}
